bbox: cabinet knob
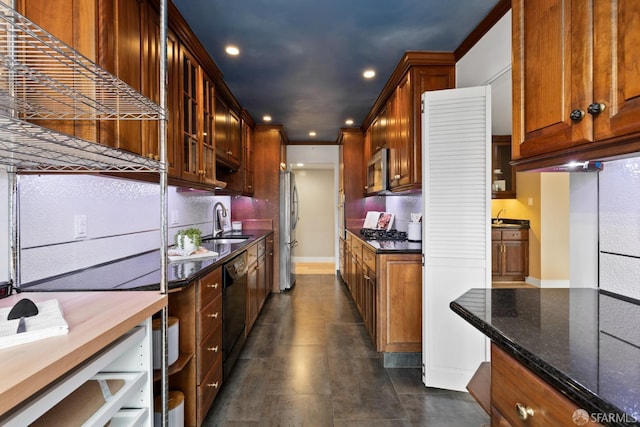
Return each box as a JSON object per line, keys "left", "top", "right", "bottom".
{"left": 207, "top": 345, "right": 219, "bottom": 352}
{"left": 587, "top": 102, "right": 606, "bottom": 115}
{"left": 569, "top": 109, "right": 585, "bottom": 122}
{"left": 515, "top": 402, "right": 535, "bottom": 420}
{"left": 207, "top": 382, "right": 219, "bottom": 388}
{"left": 207, "top": 282, "right": 220, "bottom": 289}
{"left": 394, "top": 174, "right": 400, "bottom": 180}
{"left": 208, "top": 312, "right": 219, "bottom": 318}
{"left": 227, "top": 150, "right": 233, "bottom": 155}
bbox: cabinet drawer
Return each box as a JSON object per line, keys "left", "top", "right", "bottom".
{"left": 363, "top": 247, "right": 376, "bottom": 271}
{"left": 491, "top": 345, "right": 601, "bottom": 427}
{"left": 197, "top": 355, "right": 223, "bottom": 425}
{"left": 491, "top": 230, "right": 503, "bottom": 240}
{"left": 197, "top": 321, "right": 222, "bottom": 383}
{"left": 501, "top": 229, "right": 528, "bottom": 241}
{"left": 198, "top": 293, "right": 222, "bottom": 343}
{"left": 198, "top": 267, "right": 222, "bottom": 310}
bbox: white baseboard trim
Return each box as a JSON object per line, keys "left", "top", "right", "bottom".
{"left": 294, "top": 257, "right": 336, "bottom": 263}
{"left": 527, "top": 277, "right": 570, "bottom": 288}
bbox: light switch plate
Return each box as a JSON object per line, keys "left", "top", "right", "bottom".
{"left": 74, "top": 214, "right": 87, "bottom": 239}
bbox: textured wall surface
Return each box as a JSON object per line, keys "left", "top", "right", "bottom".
{"left": 599, "top": 156, "right": 640, "bottom": 299}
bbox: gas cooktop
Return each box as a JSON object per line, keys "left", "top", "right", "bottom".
{"left": 359, "top": 228, "right": 408, "bottom": 241}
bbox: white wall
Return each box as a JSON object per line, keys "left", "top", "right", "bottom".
{"left": 456, "top": 10, "right": 512, "bottom": 135}
{"left": 14, "top": 174, "right": 229, "bottom": 284}
{"left": 294, "top": 169, "right": 335, "bottom": 261}
{"left": 286, "top": 145, "right": 340, "bottom": 265}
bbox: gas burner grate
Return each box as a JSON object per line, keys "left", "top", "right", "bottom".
{"left": 359, "top": 228, "right": 408, "bottom": 241}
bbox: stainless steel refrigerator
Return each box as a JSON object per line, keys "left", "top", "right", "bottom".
{"left": 279, "top": 171, "right": 299, "bottom": 290}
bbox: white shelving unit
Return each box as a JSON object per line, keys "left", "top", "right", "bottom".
{"left": 0, "top": 2, "right": 170, "bottom": 425}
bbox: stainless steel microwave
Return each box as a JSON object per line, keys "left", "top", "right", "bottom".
{"left": 366, "top": 148, "right": 388, "bottom": 194}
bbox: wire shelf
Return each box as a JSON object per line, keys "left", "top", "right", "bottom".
{"left": 0, "top": 115, "right": 163, "bottom": 172}
{"left": 0, "top": 3, "right": 165, "bottom": 121}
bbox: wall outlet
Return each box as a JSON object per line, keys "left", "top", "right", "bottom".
{"left": 171, "top": 210, "right": 179, "bottom": 225}
{"left": 528, "top": 197, "right": 534, "bottom": 206}
{"left": 74, "top": 214, "right": 87, "bottom": 239}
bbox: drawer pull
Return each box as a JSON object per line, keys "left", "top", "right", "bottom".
{"left": 207, "top": 345, "right": 219, "bottom": 352}
{"left": 515, "top": 402, "right": 535, "bottom": 420}
{"left": 207, "top": 381, "right": 219, "bottom": 388}
{"left": 207, "top": 282, "right": 220, "bottom": 289}
{"left": 208, "top": 312, "right": 219, "bottom": 318}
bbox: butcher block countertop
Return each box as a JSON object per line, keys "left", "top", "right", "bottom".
{"left": 0, "top": 291, "right": 167, "bottom": 417}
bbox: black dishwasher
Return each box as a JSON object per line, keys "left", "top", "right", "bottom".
{"left": 222, "top": 251, "right": 248, "bottom": 380}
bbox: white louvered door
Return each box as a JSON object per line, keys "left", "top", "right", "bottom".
{"left": 422, "top": 86, "right": 491, "bottom": 391}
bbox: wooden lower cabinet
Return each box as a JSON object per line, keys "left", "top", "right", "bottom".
{"left": 167, "top": 266, "right": 223, "bottom": 427}
{"left": 246, "top": 236, "right": 271, "bottom": 332}
{"left": 492, "top": 228, "right": 529, "bottom": 281}
{"left": 344, "top": 232, "right": 422, "bottom": 352}
{"left": 490, "top": 345, "right": 602, "bottom": 427}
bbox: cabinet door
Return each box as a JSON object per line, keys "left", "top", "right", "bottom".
{"left": 227, "top": 111, "right": 242, "bottom": 168}
{"left": 141, "top": 2, "right": 160, "bottom": 161}
{"left": 166, "top": 30, "right": 181, "bottom": 177}
{"left": 200, "top": 76, "right": 217, "bottom": 185}
{"left": 181, "top": 48, "right": 201, "bottom": 182}
{"left": 390, "top": 74, "right": 411, "bottom": 189}
{"left": 512, "top": 0, "right": 593, "bottom": 159}
{"left": 503, "top": 241, "right": 528, "bottom": 278}
{"left": 593, "top": 1, "right": 640, "bottom": 140}
{"left": 491, "top": 239, "right": 502, "bottom": 276}
{"left": 98, "top": 0, "right": 144, "bottom": 154}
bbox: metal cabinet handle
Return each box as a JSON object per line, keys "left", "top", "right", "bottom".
{"left": 515, "top": 402, "right": 534, "bottom": 420}
{"left": 207, "top": 282, "right": 220, "bottom": 289}
{"left": 570, "top": 109, "right": 585, "bottom": 122}
{"left": 207, "top": 382, "right": 219, "bottom": 388}
{"left": 207, "top": 312, "right": 219, "bottom": 318}
{"left": 207, "top": 345, "right": 219, "bottom": 352}
{"left": 587, "top": 102, "right": 606, "bottom": 115}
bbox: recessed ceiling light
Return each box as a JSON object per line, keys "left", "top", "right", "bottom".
{"left": 363, "top": 69, "right": 376, "bottom": 79}
{"left": 296, "top": 163, "right": 304, "bottom": 167}
{"left": 309, "top": 131, "right": 317, "bottom": 137}
{"left": 225, "top": 45, "right": 240, "bottom": 56}
{"left": 345, "top": 119, "right": 354, "bottom": 126}
{"left": 263, "top": 115, "right": 272, "bottom": 122}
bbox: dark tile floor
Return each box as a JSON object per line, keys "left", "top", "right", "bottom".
{"left": 203, "top": 274, "right": 489, "bottom": 426}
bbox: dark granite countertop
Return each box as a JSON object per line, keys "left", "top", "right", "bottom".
{"left": 346, "top": 228, "right": 421, "bottom": 254}
{"left": 20, "top": 230, "right": 273, "bottom": 292}
{"left": 451, "top": 288, "right": 640, "bottom": 426}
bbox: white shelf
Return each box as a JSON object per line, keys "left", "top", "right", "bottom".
{"left": 2, "top": 325, "right": 151, "bottom": 426}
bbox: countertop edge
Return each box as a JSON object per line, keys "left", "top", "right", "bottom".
{"left": 0, "top": 291, "right": 167, "bottom": 417}
{"left": 449, "top": 299, "right": 632, "bottom": 424}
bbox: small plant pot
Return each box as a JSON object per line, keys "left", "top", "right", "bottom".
{"left": 176, "top": 235, "right": 197, "bottom": 254}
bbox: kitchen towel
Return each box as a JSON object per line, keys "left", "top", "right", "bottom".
{"left": 0, "top": 299, "right": 69, "bottom": 349}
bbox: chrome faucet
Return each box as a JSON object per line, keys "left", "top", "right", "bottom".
{"left": 494, "top": 208, "right": 505, "bottom": 225}
{"left": 213, "top": 202, "right": 228, "bottom": 236}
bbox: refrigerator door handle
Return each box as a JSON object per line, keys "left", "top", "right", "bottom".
{"left": 291, "top": 240, "right": 299, "bottom": 248}
{"left": 292, "top": 185, "right": 300, "bottom": 229}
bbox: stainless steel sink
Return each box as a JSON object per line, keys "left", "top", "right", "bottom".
{"left": 209, "top": 238, "right": 249, "bottom": 244}
{"left": 203, "top": 235, "right": 251, "bottom": 244}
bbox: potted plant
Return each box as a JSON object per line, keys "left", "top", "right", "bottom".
{"left": 174, "top": 227, "right": 202, "bottom": 254}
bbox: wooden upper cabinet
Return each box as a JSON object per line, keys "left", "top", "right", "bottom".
{"left": 180, "top": 47, "right": 201, "bottom": 182}
{"left": 362, "top": 52, "right": 455, "bottom": 193}
{"left": 165, "top": 29, "right": 181, "bottom": 178}
{"left": 215, "top": 95, "right": 242, "bottom": 171}
{"left": 513, "top": 0, "right": 640, "bottom": 167}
